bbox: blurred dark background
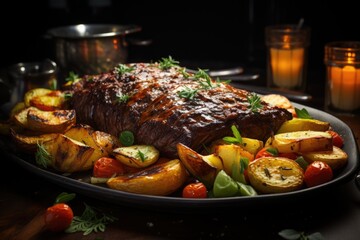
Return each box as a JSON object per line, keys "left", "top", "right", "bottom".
{"left": 1, "top": 0, "right": 359, "bottom": 73}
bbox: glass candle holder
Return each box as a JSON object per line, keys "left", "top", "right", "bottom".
{"left": 324, "top": 41, "right": 360, "bottom": 113}
{"left": 265, "top": 25, "right": 310, "bottom": 91}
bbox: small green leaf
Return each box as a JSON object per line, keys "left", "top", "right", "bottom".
{"left": 295, "top": 156, "right": 309, "bottom": 170}
{"left": 247, "top": 93, "right": 263, "bottom": 112}
{"left": 119, "top": 130, "right": 134, "bottom": 146}
{"left": 278, "top": 229, "right": 301, "bottom": 240}
{"left": 115, "top": 64, "right": 135, "bottom": 75}
{"left": 54, "top": 192, "right": 76, "bottom": 204}
{"left": 231, "top": 125, "right": 242, "bottom": 144}
{"left": 137, "top": 150, "right": 146, "bottom": 162}
{"left": 266, "top": 147, "right": 278, "bottom": 156}
{"left": 307, "top": 232, "right": 325, "bottom": 240}
{"left": 158, "top": 56, "right": 180, "bottom": 70}
{"left": 222, "top": 136, "right": 240, "bottom": 144}
{"left": 178, "top": 87, "right": 198, "bottom": 100}
{"left": 295, "top": 108, "right": 313, "bottom": 119}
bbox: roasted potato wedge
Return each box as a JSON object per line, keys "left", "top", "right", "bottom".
{"left": 247, "top": 157, "right": 304, "bottom": 193}
{"left": 177, "top": 143, "right": 223, "bottom": 188}
{"left": 92, "top": 130, "right": 120, "bottom": 153}
{"left": 24, "top": 88, "right": 53, "bottom": 107}
{"left": 215, "top": 144, "right": 254, "bottom": 177}
{"left": 276, "top": 118, "right": 330, "bottom": 134}
{"left": 107, "top": 159, "right": 189, "bottom": 196}
{"left": 302, "top": 146, "right": 348, "bottom": 171}
{"left": 113, "top": 145, "right": 160, "bottom": 168}
{"left": 209, "top": 138, "right": 263, "bottom": 155}
{"left": 26, "top": 108, "right": 76, "bottom": 133}
{"left": 40, "top": 134, "right": 95, "bottom": 172}
{"left": 13, "top": 106, "right": 36, "bottom": 128}
{"left": 29, "top": 93, "right": 65, "bottom": 111}
{"left": 10, "top": 102, "right": 26, "bottom": 118}
{"left": 11, "top": 129, "right": 57, "bottom": 153}
{"left": 265, "top": 131, "right": 333, "bottom": 153}
{"left": 64, "top": 124, "right": 111, "bottom": 170}
{"left": 261, "top": 94, "right": 296, "bottom": 116}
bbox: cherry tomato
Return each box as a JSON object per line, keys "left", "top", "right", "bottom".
{"left": 255, "top": 147, "right": 278, "bottom": 159}
{"left": 93, "top": 157, "right": 126, "bottom": 178}
{"left": 182, "top": 182, "right": 207, "bottom": 198}
{"left": 44, "top": 203, "right": 73, "bottom": 232}
{"left": 304, "top": 161, "right": 333, "bottom": 188}
{"left": 327, "top": 130, "right": 344, "bottom": 148}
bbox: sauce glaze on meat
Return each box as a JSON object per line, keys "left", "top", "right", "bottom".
{"left": 69, "top": 63, "right": 292, "bottom": 158}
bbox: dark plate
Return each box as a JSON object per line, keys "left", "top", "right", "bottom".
{"left": 1, "top": 102, "right": 359, "bottom": 211}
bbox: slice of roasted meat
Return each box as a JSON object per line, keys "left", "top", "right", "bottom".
{"left": 69, "top": 63, "right": 292, "bottom": 158}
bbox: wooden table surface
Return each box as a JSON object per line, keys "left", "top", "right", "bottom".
{"left": 0, "top": 74, "right": 359, "bottom": 240}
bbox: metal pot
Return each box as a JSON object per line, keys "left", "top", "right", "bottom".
{"left": 46, "top": 24, "right": 141, "bottom": 76}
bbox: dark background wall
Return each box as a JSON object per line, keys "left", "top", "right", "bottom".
{"left": 1, "top": 0, "right": 359, "bottom": 72}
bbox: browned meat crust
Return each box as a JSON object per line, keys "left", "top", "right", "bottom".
{"left": 69, "top": 63, "right": 292, "bottom": 158}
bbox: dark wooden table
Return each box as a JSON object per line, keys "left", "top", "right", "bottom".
{"left": 0, "top": 69, "right": 360, "bottom": 240}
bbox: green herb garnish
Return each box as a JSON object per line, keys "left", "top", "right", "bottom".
{"left": 35, "top": 142, "right": 52, "bottom": 168}
{"left": 247, "top": 93, "right": 263, "bottom": 112}
{"left": 295, "top": 108, "right": 313, "bottom": 119}
{"left": 66, "top": 203, "right": 117, "bottom": 236}
{"left": 178, "top": 86, "right": 198, "bottom": 100}
{"left": 179, "top": 67, "right": 190, "bottom": 78}
{"left": 116, "top": 91, "right": 130, "bottom": 103}
{"left": 64, "top": 92, "right": 73, "bottom": 99}
{"left": 223, "top": 125, "right": 242, "bottom": 144}
{"left": 65, "top": 71, "right": 81, "bottom": 85}
{"left": 194, "top": 69, "right": 214, "bottom": 89}
{"left": 54, "top": 192, "right": 76, "bottom": 204}
{"left": 50, "top": 78, "right": 57, "bottom": 90}
{"left": 119, "top": 130, "right": 134, "bottom": 146}
{"left": 137, "top": 149, "right": 147, "bottom": 162}
{"left": 115, "top": 64, "right": 135, "bottom": 75}
{"left": 158, "top": 56, "right": 179, "bottom": 70}
{"left": 278, "top": 229, "right": 324, "bottom": 240}
{"left": 266, "top": 147, "right": 278, "bottom": 156}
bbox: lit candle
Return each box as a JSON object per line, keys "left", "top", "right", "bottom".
{"left": 328, "top": 65, "right": 360, "bottom": 111}
{"left": 270, "top": 47, "right": 304, "bottom": 88}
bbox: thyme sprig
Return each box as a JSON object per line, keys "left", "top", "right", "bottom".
{"left": 35, "top": 142, "right": 52, "bottom": 168}
{"left": 194, "top": 69, "right": 214, "bottom": 89}
{"left": 247, "top": 93, "right": 263, "bottom": 112}
{"left": 115, "top": 64, "right": 135, "bottom": 75}
{"left": 65, "top": 203, "right": 118, "bottom": 236}
{"left": 178, "top": 86, "right": 198, "bottom": 100}
{"left": 158, "top": 56, "right": 180, "bottom": 70}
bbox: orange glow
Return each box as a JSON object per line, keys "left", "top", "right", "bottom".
{"left": 270, "top": 47, "right": 304, "bottom": 88}
{"left": 113, "top": 39, "right": 118, "bottom": 50}
{"left": 329, "top": 65, "right": 360, "bottom": 111}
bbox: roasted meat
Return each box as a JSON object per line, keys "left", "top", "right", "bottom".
{"left": 69, "top": 63, "right": 292, "bottom": 158}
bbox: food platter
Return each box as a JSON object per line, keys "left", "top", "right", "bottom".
{"left": 1, "top": 101, "right": 359, "bottom": 211}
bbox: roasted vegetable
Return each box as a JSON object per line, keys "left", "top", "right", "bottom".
{"left": 107, "top": 159, "right": 189, "bottom": 196}
{"left": 247, "top": 157, "right": 304, "bottom": 193}
{"left": 64, "top": 124, "right": 114, "bottom": 170}
{"left": 24, "top": 88, "right": 53, "bottom": 107}
{"left": 10, "top": 129, "right": 57, "bottom": 153}
{"left": 177, "top": 143, "right": 223, "bottom": 188}
{"left": 265, "top": 131, "right": 333, "bottom": 153}
{"left": 26, "top": 108, "right": 76, "bottom": 133}
{"left": 302, "top": 146, "right": 348, "bottom": 171}
{"left": 113, "top": 145, "right": 160, "bottom": 168}
{"left": 276, "top": 118, "right": 330, "bottom": 134}
{"left": 39, "top": 134, "right": 95, "bottom": 172}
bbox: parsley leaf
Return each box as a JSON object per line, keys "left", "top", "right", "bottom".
{"left": 116, "top": 90, "right": 130, "bottom": 103}
{"left": 66, "top": 203, "right": 117, "bottom": 236}
{"left": 114, "top": 64, "right": 135, "bottom": 75}
{"left": 295, "top": 108, "right": 313, "bottom": 119}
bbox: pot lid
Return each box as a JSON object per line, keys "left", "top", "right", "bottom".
{"left": 46, "top": 24, "right": 142, "bottom": 39}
